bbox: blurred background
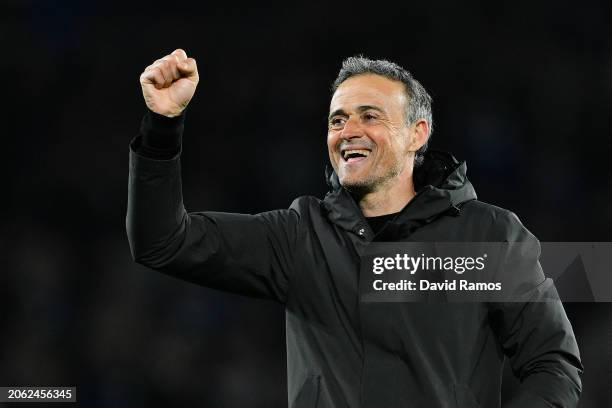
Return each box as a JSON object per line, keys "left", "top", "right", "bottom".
{"left": 2, "top": 0, "right": 611, "bottom": 406}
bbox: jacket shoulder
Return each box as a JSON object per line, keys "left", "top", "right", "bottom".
{"left": 460, "top": 200, "right": 536, "bottom": 241}
{"left": 460, "top": 200, "right": 517, "bottom": 222}
{"left": 288, "top": 195, "right": 323, "bottom": 214}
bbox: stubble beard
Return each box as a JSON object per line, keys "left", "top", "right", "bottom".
{"left": 340, "top": 158, "right": 404, "bottom": 199}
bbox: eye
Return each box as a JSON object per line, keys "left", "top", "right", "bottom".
{"left": 329, "top": 117, "right": 346, "bottom": 129}
{"left": 363, "top": 112, "right": 378, "bottom": 121}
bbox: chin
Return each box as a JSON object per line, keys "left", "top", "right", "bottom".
{"left": 339, "top": 176, "right": 375, "bottom": 196}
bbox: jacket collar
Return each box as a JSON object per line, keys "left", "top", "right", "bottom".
{"left": 322, "top": 150, "right": 477, "bottom": 237}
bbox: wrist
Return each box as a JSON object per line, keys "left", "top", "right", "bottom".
{"left": 140, "top": 109, "right": 185, "bottom": 151}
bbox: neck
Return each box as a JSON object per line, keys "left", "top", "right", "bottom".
{"left": 358, "top": 165, "right": 416, "bottom": 217}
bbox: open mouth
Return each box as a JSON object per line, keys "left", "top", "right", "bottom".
{"left": 341, "top": 149, "right": 371, "bottom": 163}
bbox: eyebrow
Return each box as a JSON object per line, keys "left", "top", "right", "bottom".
{"left": 328, "top": 105, "right": 385, "bottom": 121}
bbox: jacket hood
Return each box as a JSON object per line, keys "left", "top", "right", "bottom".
{"left": 322, "top": 150, "right": 477, "bottom": 237}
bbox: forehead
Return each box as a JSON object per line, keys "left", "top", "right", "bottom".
{"left": 330, "top": 74, "right": 407, "bottom": 113}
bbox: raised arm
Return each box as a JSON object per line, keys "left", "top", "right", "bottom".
{"left": 126, "top": 50, "right": 298, "bottom": 303}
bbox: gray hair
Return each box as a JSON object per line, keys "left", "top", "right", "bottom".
{"left": 331, "top": 56, "right": 433, "bottom": 167}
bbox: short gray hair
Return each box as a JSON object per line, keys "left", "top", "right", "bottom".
{"left": 331, "top": 56, "right": 433, "bottom": 167}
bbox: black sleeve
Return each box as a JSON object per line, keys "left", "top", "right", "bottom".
{"left": 133, "top": 109, "right": 184, "bottom": 160}
{"left": 126, "top": 123, "right": 299, "bottom": 303}
{"left": 488, "top": 212, "right": 583, "bottom": 408}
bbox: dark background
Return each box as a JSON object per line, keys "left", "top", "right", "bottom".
{"left": 2, "top": 1, "right": 611, "bottom": 407}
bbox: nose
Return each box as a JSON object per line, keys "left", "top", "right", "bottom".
{"left": 340, "top": 116, "right": 364, "bottom": 140}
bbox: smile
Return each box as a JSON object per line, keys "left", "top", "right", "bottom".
{"left": 341, "top": 148, "right": 371, "bottom": 162}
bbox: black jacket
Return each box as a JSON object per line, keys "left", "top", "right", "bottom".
{"left": 127, "top": 114, "right": 582, "bottom": 408}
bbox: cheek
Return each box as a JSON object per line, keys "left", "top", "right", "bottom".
{"left": 368, "top": 131, "right": 391, "bottom": 157}
{"left": 371, "top": 132, "right": 403, "bottom": 163}
{"left": 327, "top": 132, "right": 339, "bottom": 156}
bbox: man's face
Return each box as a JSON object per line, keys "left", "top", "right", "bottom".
{"left": 327, "top": 74, "right": 416, "bottom": 194}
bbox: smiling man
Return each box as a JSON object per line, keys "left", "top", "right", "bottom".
{"left": 127, "top": 50, "right": 582, "bottom": 407}
{"left": 327, "top": 70, "right": 430, "bottom": 220}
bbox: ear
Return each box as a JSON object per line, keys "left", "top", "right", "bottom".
{"left": 407, "top": 119, "right": 430, "bottom": 152}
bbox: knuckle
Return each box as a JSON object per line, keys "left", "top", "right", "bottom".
{"left": 167, "top": 58, "right": 179, "bottom": 70}
{"left": 172, "top": 48, "right": 186, "bottom": 58}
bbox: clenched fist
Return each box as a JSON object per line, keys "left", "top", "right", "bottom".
{"left": 139, "top": 49, "right": 199, "bottom": 117}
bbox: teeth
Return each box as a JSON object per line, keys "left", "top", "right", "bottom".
{"left": 343, "top": 149, "right": 370, "bottom": 159}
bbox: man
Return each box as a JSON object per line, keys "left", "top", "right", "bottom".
{"left": 127, "top": 49, "right": 582, "bottom": 407}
